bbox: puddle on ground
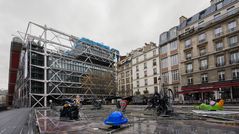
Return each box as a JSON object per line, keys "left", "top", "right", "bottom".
{"left": 35, "top": 108, "right": 239, "bottom": 134}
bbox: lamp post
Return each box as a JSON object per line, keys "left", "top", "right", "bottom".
{"left": 158, "top": 76, "right": 166, "bottom": 95}
{"left": 158, "top": 76, "right": 161, "bottom": 94}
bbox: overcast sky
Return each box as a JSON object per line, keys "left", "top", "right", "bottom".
{"left": 0, "top": 0, "right": 210, "bottom": 89}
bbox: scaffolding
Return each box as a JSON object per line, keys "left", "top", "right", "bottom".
{"left": 13, "top": 22, "right": 119, "bottom": 108}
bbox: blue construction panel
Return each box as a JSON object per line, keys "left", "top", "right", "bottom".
{"left": 77, "top": 37, "right": 110, "bottom": 50}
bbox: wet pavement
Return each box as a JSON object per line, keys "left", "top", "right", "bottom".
{"left": 0, "top": 108, "right": 31, "bottom": 134}
{"left": 35, "top": 106, "right": 239, "bottom": 134}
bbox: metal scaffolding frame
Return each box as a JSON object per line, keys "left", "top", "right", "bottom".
{"left": 14, "top": 22, "right": 119, "bottom": 108}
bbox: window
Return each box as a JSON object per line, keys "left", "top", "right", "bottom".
{"left": 153, "top": 59, "right": 157, "bottom": 66}
{"left": 188, "top": 77, "right": 193, "bottom": 85}
{"left": 198, "top": 33, "right": 206, "bottom": 43}
{"left": 125, "top": 63, "right": 129, "bottom": 69}
{"left": 216, "top": 2, "right": 223, "bottom": 10}
{"left": 215, "top": 42, "right": 224, "bottom": 51}
{"left": 161, "top": 58, "right": 168, "bottom": 68}
{"left": 136, "top": 73, "right": 139, "bottom": 79}
{"left": 201, "top": 74, "right": 208, "bottom": 83}
{"left": 126, "top": 71, "right": 130, "bottom": 77}
{"left": 169, "top": 28, "right": 177, "bottom": 38}
{"left": 144, "top": 54, "right": 147, "bottom": 60}
{"left": 228, "top": 21, "right": 237, "bottom": 32}
{"left": 173, "top": 86, "right": 179, "bottom": 98}
{"left": 126, "top": 78, "right": 130, "bottom": 83}
{"left": 121, "top": 72, "right": 125, "bottom": 78}
{"left": 162, "top": 72, "right": 169, "bottom": 83}
{"left": 171, "top": 55, "right": 178, "bottom": 66}
{"left": 144, "top": 62, "right": 147, "bottom": 69}
{"left": 214, "top": 13, "right": 221, "bottom": 20}
{"left": 228, "top": 36, "right": 238, "bottom": 47}
{"left": 153, "top": 68, "right": 157, "bottom": 75}
{"left": 214, "top": 27, "right": 223, "bottom": 37}
{"left": 200, "top": 59, "right": 208, "bottom": 70}
{"left": 216, "top": 55, "right": 225, "bottom": 67}
{"left": 153, "top": 50, "right": 156, "bottom": 56}
{"left": 227, "top": 6, "right": 235, "bottom": 12}
{"left": 144, "top": 70, "right": 147, "bottom": 77}
{"left": 185, "top": 39, "right": 191, "bottom": 48}
{"left": 232, "top": 69, "right": 239, "bottom": 79}
{"left": 154, "top": 86, "right": 158, "bottom": 93}
{"left": 154, "top": 77, "right": 157, "bottom": 84}
{"left": 145, "top": 79, "right": 148, "bottom": 86}
{"left": 172, "top": 70, "right": 179, "bottom": 81}
{"left": 136, "top": 66, "right": 139, "bottom": 71}
{"left": 160, "top": 32, "right": 168, "bottom": 43}
{"left": 160, "top": 45, "right": 168, "bottom": 54}
{"left": 186, "top": 52, "right": 192, "bottom": 60}
{"left": 121, "top": 79, "right": 125, "bottom": 84}
{"left": 170, "top": 41, "right": 178, "bottom": 51}
{"left": 230, "top": 52, "right": 239, "bottom": 64}
{"left": 218, "top": 71, "right": 225, "bottom": 81}
{"left": 186, "top": 63, "right": 193, "bottom": 73}
{"left": 199, "top": 48, "right": 206, "bottom": 56}
{"left": 137, "top": 81, "right": 139, "bottom": 87}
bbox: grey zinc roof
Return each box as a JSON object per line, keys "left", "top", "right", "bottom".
{"left": 179, "top": 0, "right": 237, "bottom": 30}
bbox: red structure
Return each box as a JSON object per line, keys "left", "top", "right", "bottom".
{"left": 8, "top": 37, "right": 22, "bottom": 106}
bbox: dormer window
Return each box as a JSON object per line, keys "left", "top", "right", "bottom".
{"left": 216, "top": 2, "right": 223, "bottom": 10}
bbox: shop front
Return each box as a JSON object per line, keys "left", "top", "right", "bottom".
{"left": 178, "top": 81, "right": 239, "bottom": 104}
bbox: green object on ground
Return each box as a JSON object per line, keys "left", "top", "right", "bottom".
{"left": 195, "top": 103, "right": 224, "bottom": 111}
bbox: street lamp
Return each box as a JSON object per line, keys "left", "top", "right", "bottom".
{"left": 158, "top": 76, "right": 161, "bottom": 94}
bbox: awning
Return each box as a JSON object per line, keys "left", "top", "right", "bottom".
{"left": 178, "top": 80, "right": 239, "bottom": 94}
{"left": 177, "top": 88, "right": 217, "bottom": 94}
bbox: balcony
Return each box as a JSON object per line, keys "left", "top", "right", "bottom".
{"left": 186, "top": 69, "right": 193, "bottom": 73}
{"left": 233, "top": 76, "right": 239, "bottom": 80}
{"left": 229, "top": 43, "right": 238, "bottom": 48}
{"left": 185, "top": 44, "right": 192, "bottom": 49}
{"left": 186, "top": 57, "right": 192, "bottom": 60}
{"left": 230, "top": 59, "right": 239, "bottom": 64}
{"left": 199, "top": 65, "right": 208, "bottom": 70}
{"left": 214, "top": 32, "right": 224, "bottom": 38}
{"left": 228, "top": 27, "right": 238, "bottom": 33}
{"left": 219, "top": 78, "right": 225, "bottom": 82}
{"left": 184, "top": 45, "right": 193, "bottom": 51}
{"left": 198, "top": 38, "right": 207, "bottom": 45}
{"left": 200, "top": 51, "right": 207, "bottom": 56}
{"left": 215, "top": 46, "right": 224, "bottom": 51}
{"left": 216, "top": 62, "right": 225, "bottom": 67}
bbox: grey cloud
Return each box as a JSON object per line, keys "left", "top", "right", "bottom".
{"left": 0, "top": 0, "right": 209, "bottom": 89}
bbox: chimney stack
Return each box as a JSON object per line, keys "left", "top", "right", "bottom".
{"left": 179, "top": 16, "right": 187, "bottom": 24}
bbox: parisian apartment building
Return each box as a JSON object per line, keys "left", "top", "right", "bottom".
{"left": 117, "top": 42, "right": 160, "bottom": 96}
{"left": 117, "top": 0, "right": 239, "bottom": 104}
{"left": 159, "top": 27, "right": 182, "bottom": 102}
{"left": 117, "top": 54, "right": 133, "bottom": 97}
{"left": 178, "top": 0, "right": 239, "bottom": 103}
{"left": 131, "top": 42, "right": 160, "bottom": 95}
